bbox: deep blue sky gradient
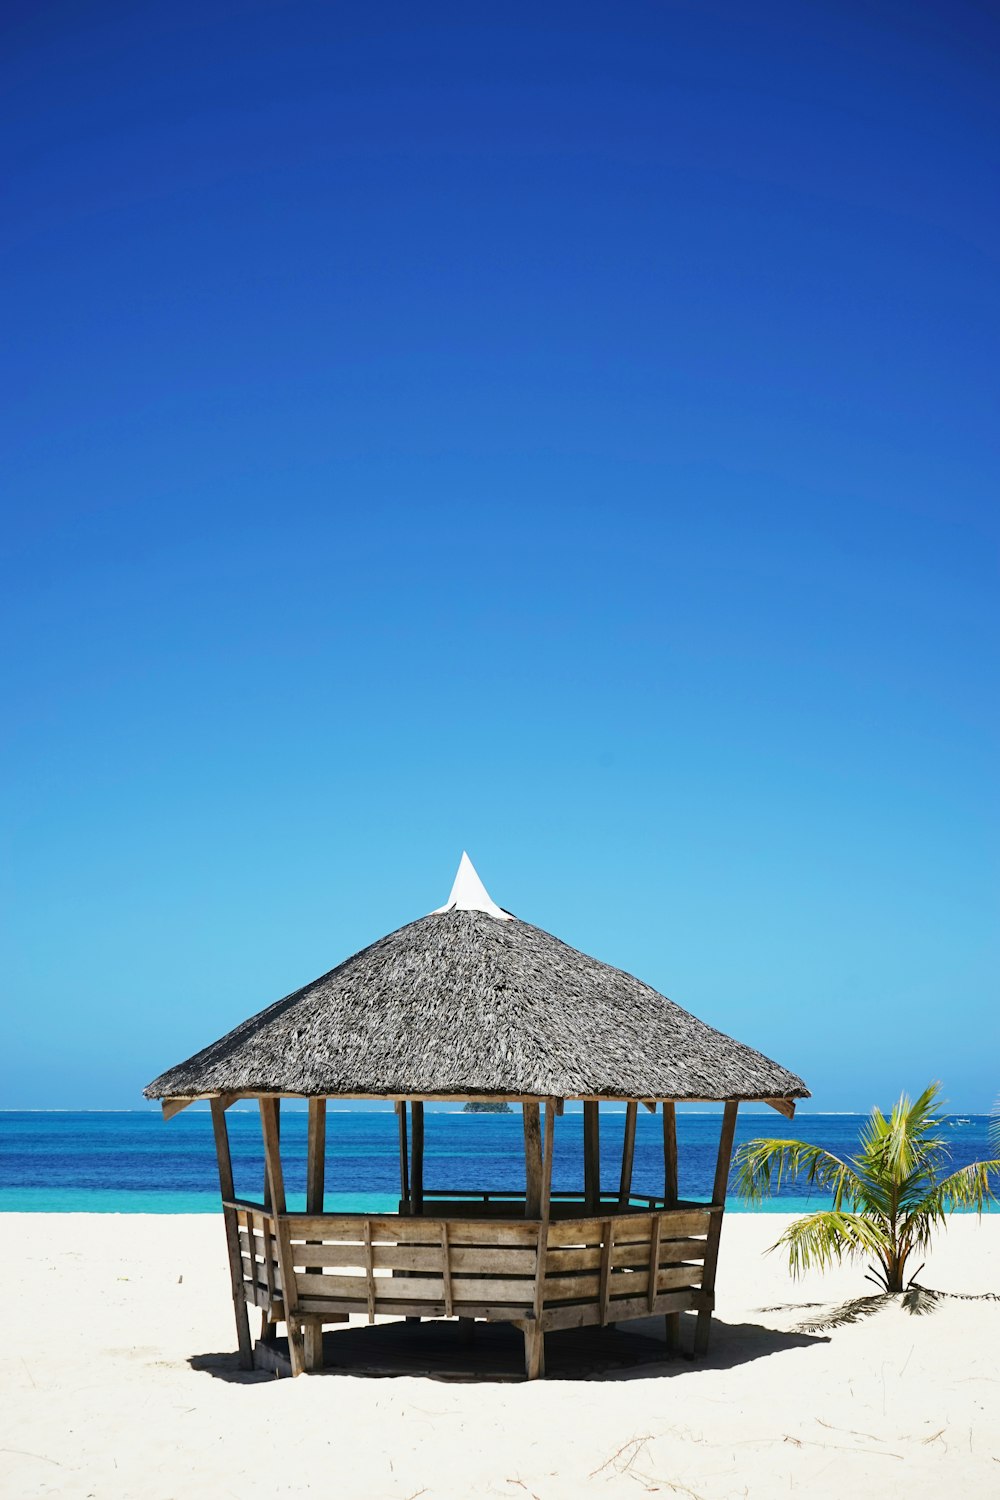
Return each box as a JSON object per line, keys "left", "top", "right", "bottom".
{"left": 2, "top": 2, "right": 997, "bottom": 1109}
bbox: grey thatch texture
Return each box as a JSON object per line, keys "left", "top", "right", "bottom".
{"left": 145, "top": 909, "right": 808, "bottom": 1102}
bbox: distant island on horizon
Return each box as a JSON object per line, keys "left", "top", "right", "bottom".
{"left": 462, "top": 1102, "right": 512, "bottom": 1114}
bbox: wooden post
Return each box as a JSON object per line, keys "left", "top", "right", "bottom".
{"left": 303, "top": 1098, "right": 327, "bottom": 1372}
{"left": 617, "top": 1101, "right": 637, "bottom": 1206}
{"left": 410, "top": 1100, "right": 424, "bottom": 1215}
{"left": 693, "top": 1101, "right": 738, "bottom": 1358}
{"left": 307, "top": 1098, "right": 326, "bottom": 1213}
{"left": 525, "top": 1098, "right": 557, "bottom": 1379}
{"left": 662, "top": 1100, "right": 681, "bottom": 1351}
{"left": 396, "top": 1101, "right": 410, "bottom": 1211}
{"left": 260, "top": 1096, "right": 305, "bottom": 1376}
{"left": 662, "top": 1101, "right": 678, "bottom": 1207}
{"left": 583, "top": 1100, "right": 601, "bottom": 1211}
{"left": 210, "top": 1098, "right": 253, "bottom": 1369}
{"left": 599, "top": 1218, "right": 614, "bottom": 1325}
{"left": 262, "top": 1097, "right": 280, "bottom": 1212}
{"left": 523, "top": 1102, "right": 542, "bottom": 1217}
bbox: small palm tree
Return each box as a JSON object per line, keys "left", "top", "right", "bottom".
{"left": 734, "top": 1083, "right": 1000, "bottom": 1294}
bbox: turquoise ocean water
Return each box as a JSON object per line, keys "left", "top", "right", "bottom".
{"left": 1, "top": 1109, "right": 995, "bottom": 1213}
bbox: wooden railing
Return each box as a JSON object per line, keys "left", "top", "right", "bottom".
{"left": 227, "top": 1199, "right": 713, "bottom": 1333}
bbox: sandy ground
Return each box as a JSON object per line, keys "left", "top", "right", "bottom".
{"left": 2, "top": 1213, "right": 999, "bottom": 1500}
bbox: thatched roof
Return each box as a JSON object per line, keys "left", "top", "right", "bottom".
{"left": 144, "top": 860, "right": 808, "bottom": 1104}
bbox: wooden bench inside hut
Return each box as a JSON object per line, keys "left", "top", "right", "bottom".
{"left": 146, "top": 855, "right": 808, "bottom": 1379}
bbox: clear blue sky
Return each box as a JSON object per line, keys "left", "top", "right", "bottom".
{"left": 2, "top": 2, "right": 997, "bottom": 1111}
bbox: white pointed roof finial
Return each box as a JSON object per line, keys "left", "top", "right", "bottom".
{"left": 432, "top": 852, "right": 513, "bottom": 921}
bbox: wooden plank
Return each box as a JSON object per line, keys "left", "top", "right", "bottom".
{"left": 262, "top": 1096, "right": 279, "bottom": 1213}
{"left": 441, "top": 1221, "right": 453, "bottom": 1317}
{"left": 396, "top": 1101, "right": 410, "bottom": 1210}
{"left": 661, "top": 1207, "right": 712, "bottom": 1235}
{"left": 210, "top": 1098, "right": 253, "bottom": 1370}
{"left": 711, "top": 1103, "right": 739, "bottom": 1205}
{"left": 284, "top": 1214, "right": 540, "bottom": 1246}
{"left": 765, "top": 1096, "right": 796, "bottom": 1120}
{"left": 306, "top": 1099, "right": 326, "bottom": 1213}
{"left": 162, "top": 1096, "right": 195, "bottom": 1121}
{"left": 547, "top": 1213, "right": 653, "bottom": 1247}
{"left": 583, "top": 1101, "right": 600, "bottom": 1211}
{"left": 543, "top": 1245, "right": 603, "bottom": 1274}
{"left": 605, "top": 1290, "right": 702, "bottom": 1326}
{"left": 662, "top": 1102, "right": 679, "bottom": 1207}
{"left": 609, "top": 1266, "right": 649, "bottom": 1297}
{"left": 609, "top": 1241, "right": 653, "bottom": 1270}
{"left": 363, "top": 1219, "right": 375, "bottom": 1323}
{"left": 694, "top": 1101, "right": 738, "bottom": 1358}
{"left": 529, "top": 1098, "right": 557, "bottom": 1374}
{"left": 524, "top": 1321, "right": 544, "bottom": 1380}
{"left": 287, "top": 1242, "right": 537, "bottom": 1275}
{"left": 617, "top": 1102, "right": 638, "bottom": 1206}
{"left": 260, "top": 1211, "right": 278, "bottom": 1305}
{"left": 522, "top": 1103, "right": 542, "bottom": 1218}
{"left": 410, "top": 1101, "right": 424, "bottom": 1214}
{"left": 294, "top": 1272, "right": 536, "bottom": 1306}
{"left": 658, "top": 1265, "right": 703, "bottom": 1291}
{"left": 646, "top": 1214, "right": 662, "bottom": 1313}
{"left": 542, "top": 1272, "right": 601, "bottom": 1302}
{"left": 657, "top": 1236, "right": 709, "bottom": 1263}
{"left": 539, "top": 1287, "right": 701, "bottom": 1333}
{"left": 599, "top": 1219, "right": 614, "bottom": 1324}
{"left": 303, "top": 1099, "right": 327, "bottom": 1371}
{"left": 260, "top": 1096, "right": 305, "bottom": 1376}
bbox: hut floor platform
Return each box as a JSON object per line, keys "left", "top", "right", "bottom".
{"left": 253, "top": 1314, "right": 684, "bottom": 1381}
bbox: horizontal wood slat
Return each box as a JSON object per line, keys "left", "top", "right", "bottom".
{"left": 286, "top": 1242, "right": 537, "bottom": 1275}
{"left": 547, "top": 1209, "right": 710, "bottom": 1247}
{"left": 285, "top": 1215, "right": 539, "bottom": 1246}
{"left": 294, "top": 1272, "right": 537, "bottom": 1308}
{"left": 541, "top": 1287, "right": 704, "bottom": 1332}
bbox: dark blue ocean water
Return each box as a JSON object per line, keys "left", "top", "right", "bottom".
{"left": 1, "top": 1109, "right": 995, "bottom": 1213}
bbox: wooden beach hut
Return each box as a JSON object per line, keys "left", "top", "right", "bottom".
{"left": 145, "top": 855, "right": 808, "bottom": 1378}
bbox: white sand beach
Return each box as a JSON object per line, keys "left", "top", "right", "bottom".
{"left": 3, "top": 1212, "right": 998, "bottom": 1500}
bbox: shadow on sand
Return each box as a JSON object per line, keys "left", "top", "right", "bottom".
{"left": 760, "top": 1283, "right": 1000, "bottom": 1333}
{"left": 189, "top": 1311, "right": 828, "bottom": 1384}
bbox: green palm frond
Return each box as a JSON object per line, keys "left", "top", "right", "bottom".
{"left": 733, "top": 1139, "right": 865, "bottom": 1207}
{"left": 772, "top": 1210, "right": 892, "bottom": 1280}
{"left": 912, "top": 1159, "right": 1000, "bottom": 1217}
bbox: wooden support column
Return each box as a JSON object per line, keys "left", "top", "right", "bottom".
{"left": 306, "top": 1098, "right": 326, "bottom": 1213}
{"left": 523, "top": 1102, "right": 542, "bottom": 1217}
{"left": 662, "top": 1100, "right": 681, "bottom": 1351}
{"left": 258, "top": 1096, "right": 281, "bottom": 1344}
{"left": 525, "top": 1098, "right": 557, "bottom": 1379}
{"left": 617, "top": 1101, "right": 638, "bottom": 1207}
{"left": 583, "top": 1100, "right": 601, "bottom": 1211}
{"left": 260, "top": 1096, "right": 305, "bottom": 1376}
{"left": 662, "top": 1101, "right": 678, "bottom": 1206}
{"left": 410, "top": 1100, "right": 424, "bottom": 1215}
{"left": 262, "top": 1097, "right": 280, "bottom": 1211}
{"left": 396, "top": 1101, "right": 410, "bottom": 1212}
{"left": 210, "top": 1098, "right": 253, "bottom": 1370}
{"left": 303, "top": 1098, "right": 327, "bottom": 1372}
{"left": 694, "top": 1101, "right": 739, "bottom": 1359}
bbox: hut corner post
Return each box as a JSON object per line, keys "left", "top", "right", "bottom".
{"left": 259, "top": 1096, "right": 306, "bottom": 1376}
{"left": 209, "top": 1098, "right": 253, "bottom": 1370}
{"left": 525, "top": 1099, "right": 557, "bottom": 1380}
{"left": 523, "top": 1103, "right": 542, "bottom": 1218}
{"left": 583, "top": 1101, "right": 600, "bottom": 1211}
{"left": 693, "top": 1101, "right": 739, "bottom": 1359}
{"left": 303, "top": 1098, "right": 327, "bottom": 1372}
{"left": 661, "top": 1101, "right": 680, "bottom": 1351}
